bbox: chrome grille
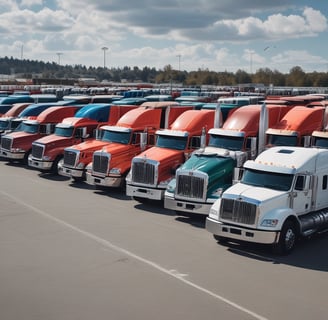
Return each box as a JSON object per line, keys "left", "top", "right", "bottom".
{"left": 93, "top": 153, "right": 109, "bottom": 174}
{"left": 64, "top": 150, "right": 78, "bottom": 167}
{"left": 220, "top": 198, "right": 257, "bottom": 225}
{"left": 31, "top": 143, "right": 44, "bottom": 159}
{"left": 176, "top": 174, "right": 206, "bottom": 200}
{"left": 132, "top": 161, "right": 155, "bottom": 185}
{"left": 1, "top": 137, "right": 12, "bottom": 150}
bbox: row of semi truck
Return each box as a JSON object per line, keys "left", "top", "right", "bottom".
{"left": 1, "top": 93, "right": 328, "bottom": 255}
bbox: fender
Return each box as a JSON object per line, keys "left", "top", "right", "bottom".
{"left": 259, "top": 207, "right": 300, "bottom": 231}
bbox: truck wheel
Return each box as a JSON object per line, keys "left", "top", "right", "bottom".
{"left": 273, "top": 220, "right": 297, "bottom": 255}
{"left": 22, "top": 150, "right": 31, "bottom": 165}
{"left": 52, "top": 156, "right": 63, "bottom": 175}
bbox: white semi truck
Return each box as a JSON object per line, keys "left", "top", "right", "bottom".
{"left": 206, "top": 146, "right": 328, "bottom": 254}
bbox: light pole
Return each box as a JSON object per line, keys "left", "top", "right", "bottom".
{"left": 56, "top": 52, "right": 63, "bottom": 65}
{"left": 249, "top": 50, "right": 254, "bottom": 74}
{"left": 176, "top": 54, "right": 181, "bottom": 72}
{"left": 102, "top": 47, "right": 108, "bottom": 68}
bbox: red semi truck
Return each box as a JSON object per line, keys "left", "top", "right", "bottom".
{"left": 0, "top": 106, "right": 80, "bottom": 163}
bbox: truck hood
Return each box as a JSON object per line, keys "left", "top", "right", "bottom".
{"left": 4, "top": 131, "right": 41, "bottom": 147}
{"left": 97, "top": 142, "right": 131, "bottom": 155}
{"left": 181, "top": 152, "right": 235, "bottom": 176}
{"left": 223, "top": 182, "right": 286, "bottom": 204}
{"left": 34, "top": 134, "right": 68, "bottom": 145}
{"left": 5, "top": 131, "right": 37, "bottom": 139}
{"left": 179, "top": 153, "right": 235, "bottom": 195}
{"left": 69, "top": 139, "right": 109, "bottom": 152}
{"left": 137, "top": 147, "right": 183, "bottom": 163}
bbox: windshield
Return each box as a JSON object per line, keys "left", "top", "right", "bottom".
{"left": 12, "top": 120, "right": 23, "bottom": 131}
{"left": 268, "top": 134, "right": 297, "bottom": 146}
{"left": 54, "top": 126, "right": 74, "bottom": 137}
{"left": 15, "top": 122, "right": 39, "bottom": 134}
{"left": 156, "top": 135, "right": 187, "bottom": 150}
{"left": 208, "top": 134, "right": 244, "bottom": 151}
{"left": 313, "top": 137, "right": 328, "bottom": 148}
{"left": 100, "top": 130, "right": 131, "bottom": 144}
{"left": 241, "top": 168, "right": 294, "bottom": 191}
{"left": 0, "top": 119, "right": 9, "bottom": 130}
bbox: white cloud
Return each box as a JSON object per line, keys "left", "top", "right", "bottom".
{"left": 0, "top": 2, "right": 327, "bottom": 73}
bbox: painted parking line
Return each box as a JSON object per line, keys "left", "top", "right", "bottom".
{"left": 1, "top": 190, "right": 268, "bottom": 320}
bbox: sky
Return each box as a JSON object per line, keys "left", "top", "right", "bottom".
{"left": 1, "top": 0, "right": 328, "bottom": 74}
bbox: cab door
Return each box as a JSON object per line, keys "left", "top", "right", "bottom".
{"left": 290, "top": 174, "right": 312, "bottom": 215}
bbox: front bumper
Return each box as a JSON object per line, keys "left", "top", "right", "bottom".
{"left": 126, "top": 184, "right": 164, "bottom": 200}
{"left": 86, "top": 172, "right": 123, "bottom": 188}
{"left": 59, "top": 166, "right": 84, "bottom": 178}
{"left": 28, "top": 156, "right": 53, "bottom": 171}
{"left": 205, "top": 217, "right": 280, "bottom": 244}
{"left": 164, "top": 192, "right": 212, "bottom": 215}
{"left": 0, "top": 149, "right": 25, "bottom": 160}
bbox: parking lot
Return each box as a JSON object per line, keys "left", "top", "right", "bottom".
{"left": 0, "top": 160, "right": 327, "bottom": 320}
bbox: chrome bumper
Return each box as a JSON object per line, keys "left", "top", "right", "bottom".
{"left": 126, "top": 184, "right": 164, "bottom": 200}
{"left": 59, "top": 166, "right": 84, "bottom": 178}
{"left": 164, "top": 192, "right": 212, "bottom": 215}
{"left": 0, "top": 149, "right": 25, "bottom": 160}
{"left": 205, "top": 217, "right": 280, "bottom": 244}
{"left": 28, "top": 156, "right": 53, "bottom": 171}
{"left": 86, "top": 172, "right": 123, "bottom": 188}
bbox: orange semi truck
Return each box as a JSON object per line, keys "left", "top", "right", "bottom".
{"left": 125, "top": 109, "right": 216, "bottom": 202}
{"left": 0, "top": 106, "right": 80, "bottom": 163}
{"left": 27, "top": 103, "right": 132, "bottom": 174}
{"left": 84, "top": 101, "right": 194, "bottom": 187}
{"left": 265, "top": 106, "right": 325, "bottom": 148}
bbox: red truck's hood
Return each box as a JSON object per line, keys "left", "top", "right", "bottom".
{"left": 33, "top": 134, "right": 69, "bottom": 145}
{"left": 4, "top": 131, "right": 41, "bottom": 147}
{"left": 68, "top": 139, "right": 109, "bottom": 152}
{"left": 5, "top": 131, "right": 37, "bottom": 139}
{"left": 98, "top": 142, "right": 130, "bottom": 155}
{"left": 137, "top": 147, "right": 184, "bottom": 163}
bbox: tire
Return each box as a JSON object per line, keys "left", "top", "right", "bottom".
{"left": 22, "top": 150, "right": 31, "bottom": 165}
{"left": 273, "top": 220, "right": 297, "bottom": 255}
{"left": 52, "top": 156, "right": 63, "bottom": 175}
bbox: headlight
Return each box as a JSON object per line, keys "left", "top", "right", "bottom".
{"left": 86, "top": 163, "right": 92, "bottom": 172}
{"left": 43, "top": 156, "right": 51, "bottom": 161}
{"left": 109, "top": 168, "right": 121, "bottom": 174}
{"left": 11, "top": 148, "right": 25, "bottom": 152}
{"left": 76, "top": 162, "right": 85, "bottom": 169}
{"left": 209, "top": 207, "right": 219, "bottom": 219}
{"left": 261, "top": 219, "right": 279, "bottom": 227}
{"left": 126, "top": 170, "right": 132, "bottom": 182}
{"left": 166, "top": 179, "right": 176, "bottom": 193}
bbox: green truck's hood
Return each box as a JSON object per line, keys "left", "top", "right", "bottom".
{"left": 179, "top": 151, "right": 236, "bottom": 196}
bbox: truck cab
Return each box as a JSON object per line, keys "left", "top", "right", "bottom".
{"left": 27, "top": 104, "right": 115, "bottom": 174}
{"left": 265, "top": 106, "right": 325, "bottom": 147}
{"left": 206, "top": 146, "right": 328, "bottom": 254}
{"left": 0, "top": 106, "right": 80, "bottom": 163}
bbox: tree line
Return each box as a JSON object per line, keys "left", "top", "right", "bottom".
{"left": 1, "top": 56, "right": 328, "bottom": 87}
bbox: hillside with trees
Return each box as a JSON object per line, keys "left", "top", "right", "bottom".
{"left": 1, "top": 56, "right": 328, "bottom": 88}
